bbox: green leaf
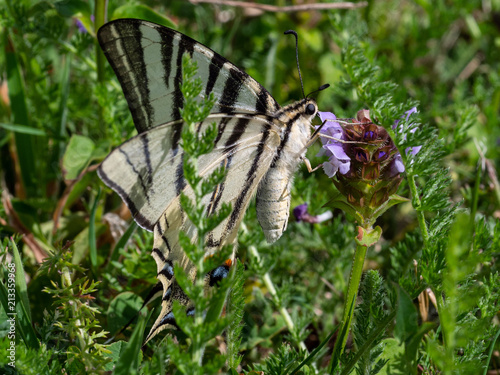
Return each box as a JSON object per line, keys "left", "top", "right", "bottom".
{"left": 323, "top": 191, "right": 365, "bottom": 224}
{"left": 54, "top": 0, "right": 91, "bottom": 17}
{"left": 405, "top": 322, "right": 435, "bottom": 363}
{"left": 111, "top": 4, "right": 176, "bottom": 28}
{"left": 394, "top": 286, "right": 418, "bottom": 344}
{"left": 107, "top": 292, "right": 143, "bottom": 335}
{"left": 204, "top": 272, "right": 231, "bottom": 326}
{"left": 103, "top": 341, "right": 127, "bottom": 372}
{"left": 378, "top": 338, "right": 405, "bottom": 375}
{"left": 71, "top": 224, "right": 106, "bottom": 265}
{"left": 355, "top": 226, "right": 382, "bottom": 247}
{"left": 484, "top": 327, "right": 500, "bottom": 375}
{"left": 372, "top": 194, "right": 410, "bottom": 219}
{"left": 226, "top": 261, "right": 246, "bottom": 370}
{"left": 0, "top": 123, "right": 46, "bottom": 136}
{"left": 62, "top": 135, "right": 95, "bottom": 180}
{"left": 329, "top": 298, "right": 355, "bottom": 373}
{"left": 113, "top": 310, "right": 149, "bottom": 375}
{"left": 291, "top": 327, "right": 338, "bottom": 375}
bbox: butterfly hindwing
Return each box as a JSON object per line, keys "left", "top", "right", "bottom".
{"left": 98, "top": 18, "right": 280, "bottom": 133}
{"left": 142, "top": 117, "right": 281, "bottom": 341}
{"left": 98, "top": 113, "right": 281, "bottom": 231}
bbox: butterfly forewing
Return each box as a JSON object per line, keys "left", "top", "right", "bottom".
{"left": 97, "top": 18, "right": 319, "bottom": 343}
{"left": 98, "top": 18, "right": 280, "bottom": 133}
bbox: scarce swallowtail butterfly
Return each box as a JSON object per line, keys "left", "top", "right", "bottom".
{"left": 97, "top": 19, "right": 323, "bottom": 343}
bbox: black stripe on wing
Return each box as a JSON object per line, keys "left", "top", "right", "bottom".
{"left": 206, "top": 54, "right": 224, "bottom": 97}
{"left": 220, "top": 67, "right": 244, "bottom": 110}
{"left": 97, "top": 165, "right": 155, "bottom": 230}
{"left": 98, "top": 21, "right": 154, "bottom": 133}
{"left": 205, "top": 122, "right": 273, "bottom": 248}
{"left": 205, "top": 118, "right": 250, "bottom": 218}
{"left": 271, "top": 112, "right": 301, "bottom": 168}
{"left": 227, "top": 123, "right": 272, "bottom": 232}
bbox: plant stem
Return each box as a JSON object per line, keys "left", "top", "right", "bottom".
{"left": 94, "top": 0, "right": 107, "bottom": 84}
{"left": 248, "top": 245, "right": 308, "bottom": 352}
{"left": 61, "top": 266, "right": 89, "bottom": 351}
{"left": 407, "top": 174, "right": 429, "bottom": 245}
{"left": 329, "top": 239, "right": 369, "bottom": 373}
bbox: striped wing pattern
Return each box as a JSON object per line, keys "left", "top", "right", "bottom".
{"left": 97, "top": 18, "right": 280, "bottom": 134}
{"left": 97, "top": 19, "right": 318, "bottom": 343}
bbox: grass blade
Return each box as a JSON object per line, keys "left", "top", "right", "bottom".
{"left": 0, "top": 123, "right": 46, "bottom": 136}
{"left": 89, "top": 188, "right": 101, "bottom": 269}
{"left": 289, "top": 326, "right": 339, "bottom": 375}
{"left": 113, "top": 309, "right": 150, "bottom": 375}
{"left": 11, "top": 240, "right": 31, "bottom": 322}
{"left": 108, "top": 221, "right": 138, "bottom": 266}
{"left": 4, "top": 31, "right": 37, "bottom": 197}
{"left": 483, "top": 326, "right": 500, "bottom": 375}
{"left": 0, "top": 240, "right": 40, "bottom": 349}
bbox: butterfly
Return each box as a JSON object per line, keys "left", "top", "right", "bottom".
{"left": 97, "top": 18, "right": 323, "bottom": 342}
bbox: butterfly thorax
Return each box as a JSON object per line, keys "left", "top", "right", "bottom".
{"left": 256, "top": 98, "right": 318, "bottom": 243}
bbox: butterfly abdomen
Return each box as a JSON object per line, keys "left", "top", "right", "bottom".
{"left": 255, "top": 100, "right": 316, "bottom": 243}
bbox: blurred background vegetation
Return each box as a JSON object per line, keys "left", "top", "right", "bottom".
{"left": 0, "top": 0, "right": 499, "bottom": 374}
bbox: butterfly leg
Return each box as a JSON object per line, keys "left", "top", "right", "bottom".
{"left": 302, "top": 156, "right": 323, "bottom": 173}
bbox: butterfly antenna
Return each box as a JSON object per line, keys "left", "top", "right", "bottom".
{"left": 284, "top": 30, "right": 306, "bottom": 99}
{"left": 307, "top": 83, "right": 330, "bottom": 98}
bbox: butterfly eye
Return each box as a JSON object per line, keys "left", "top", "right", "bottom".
{"left": 305, "top": 103, "right": 316, "bottom": 115}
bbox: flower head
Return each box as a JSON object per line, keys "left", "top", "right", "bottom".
{"left": 317, "top": 109, "right": 419, "bottom": 210}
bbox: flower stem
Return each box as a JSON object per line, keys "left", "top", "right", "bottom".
{"left": 329, "top": 238, "right": 369, "bottom": 373}
{"left": 407, "top": 174, "right": 429, "bottom": 245}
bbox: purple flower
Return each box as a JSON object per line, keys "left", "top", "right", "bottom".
{"left": 76, "top": 19, "right": 87, "bottom": 33}
{"left": 293, "top": 203, "right": 332, "bottom": 223}
{"left": 317, "top": 112, "right": 351, "bottom": 178}
{"left": 75, "top": 15, "right": 94, "bottom": 34}
{"left": 316, "top": 109, "right": 412, "bottom": 208}
{"left": 393, "top": 107, "right": 422, "bottom": 165}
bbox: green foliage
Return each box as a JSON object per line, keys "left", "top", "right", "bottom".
{"left": 226, "top": 260, "right": 246, "bottom": 370}
{"left": 352, "top": 271, "right": 390, "bottom": 375}
{"left": 0, "top": 0, "right": 499, "bottom": 374}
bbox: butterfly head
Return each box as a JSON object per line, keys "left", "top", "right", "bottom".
{"left": 300, "top": 98, "right": 319, "bottom": 122}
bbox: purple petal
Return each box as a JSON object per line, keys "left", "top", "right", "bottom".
{"left": 323, "top": 161, "right": 339, "bottom": 178}
{"left": 293, "top": 203, "right": 309, "bottom": 222}
{"left": 406, "top": 145, "right": 422, "bottom": 156}
{"left": 318, "top": 111, "right": 337, "bottom": 123}
{"left": 405, "top": 107, "right": 418, "bottom": 121}
{"left": 392, "top": 154, "right": 405, "bottom": 174}
{"left": 338, "top": 159, "right": 351, "bottom": 175}
{"left": 76, "top": 19, "right": 87, "bottom": 33}
{"left": 324, "top": 144, "right": 349, "bottom": 160}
